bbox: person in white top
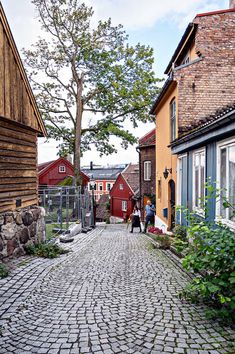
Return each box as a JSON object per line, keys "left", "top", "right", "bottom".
{"left": 130, "top": 205, "right": 142, "bottom": 233}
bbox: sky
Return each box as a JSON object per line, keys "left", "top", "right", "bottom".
{"left": 1, "top": 0, "right": 228, "bottom": 166}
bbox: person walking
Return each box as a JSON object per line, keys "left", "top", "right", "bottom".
{"left": 130, "top": 205, "right": 142, "bottom": 233}
{"left": 144, "top": 200, "right": 155, "bottom": 233}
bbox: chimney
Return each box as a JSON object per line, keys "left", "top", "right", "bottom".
{"left": 229, "top": 0, "right": 235, "bottom": 8}
{"left": 90, "top": 161, "right": 93, "bottom": 170}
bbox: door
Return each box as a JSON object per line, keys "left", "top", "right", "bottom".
{"left": 168, "top": 179, "right": 175, "bottom": 230}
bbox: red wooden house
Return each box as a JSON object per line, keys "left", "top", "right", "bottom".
{"left": 110, "top": 164, "right": 139, "bottom": 220}
{"left": 38, "top": 157, "right": 89, "bottom": 187}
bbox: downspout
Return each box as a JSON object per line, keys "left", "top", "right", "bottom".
{"left": 136, "top": 146, "right": 142, "bottom": 217}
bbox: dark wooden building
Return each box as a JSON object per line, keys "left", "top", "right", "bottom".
{"left": 0, "top": 3, "right": 46, "bottom": 213}
{"left": 137, "top": 129, "right": 156, "bottom": 217}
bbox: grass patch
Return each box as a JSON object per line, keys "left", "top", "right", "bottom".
{"left": 25, "top": 242, "right": 69, "bottom": 259}
{"left": 0, "top": 263, "right": 9, "bottom": 278}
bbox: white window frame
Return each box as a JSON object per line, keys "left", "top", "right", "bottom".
{"left": 119, "top": 184, "right": 124, "bottom": 190}
{"left": 192, "top": 148, "right": 205, "bottom": 214}
{"left": 98, "top": 183, "right": 103, "bottom": 191}
{"left": 177, "top": 154, "right": 187, "bottom": 224}
{"left": 122, "top": 200, "right": 127, "bottom": 211}
{"left": 144, "top": 161, "right": 151, "bottom": 181}
{"left": 59, "top": 165, "right": 66, "bottom": 173}
{"left": 216, "top": 137, "right": 235, "bottom": 229}
{"left": 106, "top": 182, "right": 112, "bottom": 191}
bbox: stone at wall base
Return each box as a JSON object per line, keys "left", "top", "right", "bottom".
{"left": 0, "top": 206, "right": 46, "bottom": 259}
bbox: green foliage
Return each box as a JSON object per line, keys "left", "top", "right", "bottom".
{"left": 179, "top": 185, "right": 235, "bottom": 323}
{"left": 25, "top": 242, "right": 69, "bottom": 259}
{"left": 172, "top": 225, "right": 189, "bottom": 254}
{"left": 58, "top": 176, "right": 74, "bottom": 186}
{"left": 24, "top": 0, "right": 161, "bottom": 164}
{"left": 0, "top": 263, "right": 9, "bottom": 278}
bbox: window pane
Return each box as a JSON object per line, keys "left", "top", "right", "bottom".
{"left": 200, "top": 153, "right": 205, "bottom": 208}
{"left": 195, "top": 166, "right": 199, "bottom": 207}
{"left": 220, "top": 148, "right": 227, "bottom": 218}
{"left": 228, "top": 146, "right": 235, "bottom": 221}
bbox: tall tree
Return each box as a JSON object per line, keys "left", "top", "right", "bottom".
{"left": 24, "top": 0, "right": 160, "bottom": 184}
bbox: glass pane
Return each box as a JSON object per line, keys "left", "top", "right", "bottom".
{"left": 228, "top": 146, "right": 235, "bottom": 221}
{"left": 200, "top": 152, "right": 205, "bottom": 208}
{"left": 195, "top": 166, "right": 199, "bottom": 207}
{"left": 220, "top": 148, "right": 227, "bottom": 218}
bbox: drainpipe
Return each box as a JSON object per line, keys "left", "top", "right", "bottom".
{"left": 136, "top": 146, "right": 142, "bottom": 217}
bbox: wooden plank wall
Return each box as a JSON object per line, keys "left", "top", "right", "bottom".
{"left": 0, "top": 19, "right": 40, "bottom": 131}
{"left": 0, "top": 119, "right": 38, "bottom": 213}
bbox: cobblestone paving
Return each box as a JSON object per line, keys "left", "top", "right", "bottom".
{"left": 0, "top": 225, "right": 234, "bottom": 354}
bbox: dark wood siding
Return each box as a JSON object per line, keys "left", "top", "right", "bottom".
{"left": 0, "top": 118, "right": 38, "bottom": 212}
{"left": 0, "top": 20, "right": 41, "bottom": 131}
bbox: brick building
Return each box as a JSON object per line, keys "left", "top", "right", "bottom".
{"left": 137, "top": 129, "right": 156, "bottom": 217}
{"left": 150, "top": 2, "right": 235, "bottom": 230}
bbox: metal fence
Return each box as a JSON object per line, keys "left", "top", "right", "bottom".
{"left": 38, "top": 186, "right": 95, "bottom": 237}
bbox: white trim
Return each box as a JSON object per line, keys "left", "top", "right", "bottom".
{"left": 59, "top": 165, "right": 66, "bottom": 173}
{"left": 144, "top": 161, "right": 151, "bottom": 181}
{"left": 216, "top": 137, "right": 235, "bottom": 229}
{"left": 122, "top": 200, "right": 127, "bottom": 211}
{"left": 177, "top": 154, "right": 187, "bottom": 224}
{"left": 192, "top": 148, "right": 205, "bottom": 215}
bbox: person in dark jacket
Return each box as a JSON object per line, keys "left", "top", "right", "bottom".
{"left": 130, "top": 205, "right": 142, "bottom": 233}
{"left": 144, "top": 200, "right": 155, "bottom": 233}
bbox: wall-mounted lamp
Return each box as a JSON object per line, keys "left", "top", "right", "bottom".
{"left": 163, "top": 167, "right": 172, "bottom": 179}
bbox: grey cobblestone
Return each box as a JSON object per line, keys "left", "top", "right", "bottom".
{"left": 0, "top": 225, "right": 234, "bottom": 353}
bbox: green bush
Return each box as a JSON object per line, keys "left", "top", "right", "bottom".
{"left": 172, "top": 224, "right": 189, "bottom": 254}
{"left": 180, "top": 220, "right": 235, "bottom": 323}
{"left": 0, "top": 263, "right": 9, "bottom": 278}
{"left": 25, "top": 242, "right": 69, "bottom": 259}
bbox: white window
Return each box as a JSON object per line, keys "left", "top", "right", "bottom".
{"left": 170, "top": 98, "right": 176, "bottom": 141}
{"left": 119, "top": 184, "right": 124, "bottom": 190}
{"left": 106, "top": 183, "right": 112, "bottom": 191}
{"left": 59, "top": 165, "right": 66, "bottom": 173}
{"left": 122, "top": 200, "right": 127, "bottom": 211}
{"left": 217, "top": 139, "right": 235, "bottom": 226}
{"left": 144, "top": 161, "right": 151, "bottom": 181}
{"left": 193, "top": 149, "right": 205, "bottom": 212}
{"left": 99, "top": 183, "right": 103, "bottom": 191}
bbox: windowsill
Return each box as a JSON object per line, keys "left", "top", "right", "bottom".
{"left": 144, "top": 179, "right": 151, "bottom": 181}
{"left": 215, "top": 217, "right": 235, "bottom": 231}
{"left": 192, "top": 207, "right": 205, "bottom": 219}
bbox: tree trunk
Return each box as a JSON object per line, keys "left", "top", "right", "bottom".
{"left": 74, "top": 82, "right": 83, "bottom": 186}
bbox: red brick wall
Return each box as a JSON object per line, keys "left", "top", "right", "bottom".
{"left": 174, "top": 12, "right": 235, "bottom": 131}
{"left": 139, "top": 145, "right": 156, "bottom": 216}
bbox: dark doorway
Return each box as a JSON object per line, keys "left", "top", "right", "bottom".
{"left": 168, "top": 179, "right": 175, "bottom": 230}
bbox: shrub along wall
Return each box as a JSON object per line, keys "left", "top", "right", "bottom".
{"left": 0, "top": 206, "right": 45, "bottom": 259}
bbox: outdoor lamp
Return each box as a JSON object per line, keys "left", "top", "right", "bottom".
{"left": 163, "top": 167, "right": 172, "bottom": 179}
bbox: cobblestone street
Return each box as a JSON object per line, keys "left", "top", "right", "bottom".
{"left": 0, "top": 225, "right": 234, "bottom": 354}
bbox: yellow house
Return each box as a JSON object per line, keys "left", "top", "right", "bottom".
{"left": 150, "top": 4, "right": 235, "bottom": 231}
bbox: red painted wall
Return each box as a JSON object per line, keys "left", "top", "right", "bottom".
{"left": 110, "top": 174, "right": 134, "bottom": 219}
{"left": 39, "top": 158, "right": 89, "bottom": 186}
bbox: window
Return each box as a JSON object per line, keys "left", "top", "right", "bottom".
{"left": 157, "top": 179, "right": 162, "bottom": 200}
{"left": 193, "top": 150, "right": 205, "bottom": 212}
{"left": 122, "top": 200, "right": 127, "bottom": 211}
{"left": 119, "top": 184, "right": 124, "bottom": 190}
{"left": 59, "top": 165, "right": 66, "bottom": 173}
{"left": 144, "top": 161, "right": 151, "bottom": 181}
{"left": 106, "top": 183, "right": 112, "bottom": 191}
{"left": 217, "top": 140, "right": 235, "bottom": 225}
{"left": 170, "top": 98, "right": 176, "bottom": 141}
{"left": 182, "top": 52, "right": 190, "bottom": 65}
{"left": 99, "top": 183, "right": 103, "bottom": 191}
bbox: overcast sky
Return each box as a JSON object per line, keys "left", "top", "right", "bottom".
{"left": 1, "top": 0, "right": 228, "bottom": 166}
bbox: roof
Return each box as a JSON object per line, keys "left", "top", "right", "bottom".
{"left": 122, "top": 163, "right": 139, "bottom": 194}
{"left": 82, "top": 167, "right": 126, "bottom": 180}
{"left": 139, "top": 128, "right": 156, "bottom": 146}
{"left": 195, "top": 7, "right": 235, "bottom": 18}
{"left": 171, "top": 103, "right": 235, "bottom": 147}
{"left": 164, "top": 23, "right": 197, "bottom": 75}
{"left": 149, "top": 78, "right": 174, "bottom": 115}
{"left": 38, "top": 160, "right": 55, "bottom": 172}
{"left": 0, "top": 3, "right": 46, "bottom": 136}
